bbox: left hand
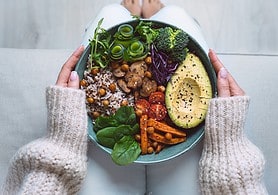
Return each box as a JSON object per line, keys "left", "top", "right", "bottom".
{"left": 56, "top": 46, "right": 84, "bottom": 89}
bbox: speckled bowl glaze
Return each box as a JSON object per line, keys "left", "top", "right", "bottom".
{"left": 75, "top": 20, "right": 217, "bottom": 164}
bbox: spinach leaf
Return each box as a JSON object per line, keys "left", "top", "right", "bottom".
{"left": 127, "top": 113, "right": 137, "bottom": 125}
{"left": 111, "top": 135, "right": 141, "bottom": 166}
{"left": 94, "top": 106, "right": 136, "bottom": 132}
{"left": 132, "top": 123, "right": 139, "bottom": 133}
{"left": 96, "top": 124, "right": 139, "bottom": 149}
{"left": 96, "top": 126, "right": 117, "bottom": 148}
{"left": 114, "top": 106, "right": 136, "bottom": 125}
{"left": 93, "top": 106, "right": 141, "bottom": 165}
{"left": 94, "top": 115, "right": 119, "bottom": 131}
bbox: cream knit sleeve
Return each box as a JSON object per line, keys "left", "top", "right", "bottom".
{"left": 199, "top": 96, "right": 268, "bottom": 195}
{"left": 2, "top": 86, "right": 88, "bottom": 195}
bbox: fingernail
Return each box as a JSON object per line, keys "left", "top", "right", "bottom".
{"left": 70, "top": 71, "right": 78, "bottom": 81}
{"left": 219, "top": 67, "right": 228, "bottom": 79}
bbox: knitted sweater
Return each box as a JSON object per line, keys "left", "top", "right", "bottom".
{"left": 2, "top": 86, "right": 88, "bottom": 195}
{"left": 2, "top": 87, "right": 267, "bottom": 194}
{"left": 199, "top": 96, "right": 267, "bottom": 194}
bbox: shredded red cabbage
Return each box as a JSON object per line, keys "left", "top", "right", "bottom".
{"left": 150, "top": 44, "right": 179, "bottom": 86}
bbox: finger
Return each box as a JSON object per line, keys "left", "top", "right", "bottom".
{"left": 68, "top": 71, "right": 80, "bottom": 89}
{"left": 56, "top": 45, "right": 84, "bottom": 86}
{"left": 209, "top": 49, "right": 230, "bottom": 97}
{"left": 217, "top": 67, "right": 230, "bottom": 97}
{"left": 208, "top": 49, "right": 223, "bottom": 73}
{"left": 228, "top": 76, "right": 245, "bottom": 96}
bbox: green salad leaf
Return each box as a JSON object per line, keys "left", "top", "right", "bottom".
{"left": 113, "top": 106, "right": 137, "bottom": 125}
{"left": 135, "top": 20, "right": 158, "bottom": 46}
{"left": 88, "top": 18, "right": 111, "bottom": 69}
{"left": 94, "top": 115, "right": 120, "bottom": 132}
{"left": 111, "top": 135, "right": 141, "bottom": 166}
{"left": 96, "top": 124, "right": 137, "bottom": 149}
{"left": 93, "top": 106, "right": 140, "bottom": 165}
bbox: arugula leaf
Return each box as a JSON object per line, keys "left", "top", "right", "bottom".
{"left": 88, "top": 18, "right": 111, "bottom": 69}
{"left": 111, "top": 135, "right": 141, "bottom": 165}
{"left": 134, "top": 20, "right": 158, "bottom": 46}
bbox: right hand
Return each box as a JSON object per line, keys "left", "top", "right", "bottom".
{"left": 208, "top": 49, "right": 245, "bottom": 97}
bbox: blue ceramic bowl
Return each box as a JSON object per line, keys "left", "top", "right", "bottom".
{"left": 75, "top": 20, "right": 217, "bottom": 164}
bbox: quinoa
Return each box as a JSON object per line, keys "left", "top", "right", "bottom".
{"left": 82, "top": 68, "right": 134, "bottom": 118}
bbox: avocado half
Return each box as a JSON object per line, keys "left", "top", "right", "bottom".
{"left": 165, "top": 52, "right": 212, "bottom": 129}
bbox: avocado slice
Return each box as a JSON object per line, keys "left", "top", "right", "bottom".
{"left": 165, "top": 52, "right": 212, "bottom": 129}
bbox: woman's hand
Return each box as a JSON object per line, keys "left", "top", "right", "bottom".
{"left": 56, "top": 46, "right": 84, "bottom": 89}
{"left": 209, "top": 49, "right": 245, "bottom": 97}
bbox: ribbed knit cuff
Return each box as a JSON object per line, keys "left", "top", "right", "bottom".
{"left": 204, "top": 96, "right": 250, "bottom": 145}
{"left": 199, "top": 96, "right": 268, "bottom": 194}
{"left": 46, "top": 86, "right": 88, "bottom": 155}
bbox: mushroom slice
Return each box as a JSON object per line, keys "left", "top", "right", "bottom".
{"left": 117, "top": 79, "right": 131, "bottom": 93}
{"left": 129, "top": 61, "right": 147, "bottom": 76}
{"left": 140, "top": 77, "right": 157, "bottom": 97}
{"left": 113, "top": 67, "right": 126, "bottom": 78}
{"left": 125, "top": 72, "right": 143, "bottom": 89}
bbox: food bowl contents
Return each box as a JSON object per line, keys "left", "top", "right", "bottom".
{"left": 80, "top": 19, "right": 213, "bottom": 165}
{"left": 82, "top": 67, "right": 134, "bottom": 117}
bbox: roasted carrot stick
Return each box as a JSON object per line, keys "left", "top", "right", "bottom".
{"left": 140, "top": 114, "right": 148, "bottom": 154}
{"left": 147, "top": 118, "right": 186, "bottom": 137}
{"left": 149, "top": 132, "right": 186, "bottom": 145}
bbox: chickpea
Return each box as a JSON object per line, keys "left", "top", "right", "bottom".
{"left": 91, "top": 68, "right": 100, "bottom": 75}
{"left": 121, "top": 64, "right": 129, "bottom": 72}
{"left": 98, "top": 88, "right": 106, "bottom": 96}
{"left": 157, "top": 85, "right": 166, "bottom": 93}
{"left": 152, "top": 141, "right": 158, "bottom": 149}
{"left": 145, "top": 56, "right": 152, "bottom": 64}
{"left": 135, "top": 134, "right": 141, "bottom": 142}
{"left": 109, "top": 83, "right": 117, "bottom": 93}
{"left": 135, "top": 109, "right": 143, "bottom": 117}
{"left": 92, "top": 111, "right": 100, "bottom": 119}
{"left": 87, "top": 97, "right": 94, "bottom": 104}
{"left": 102, "top": 100, "right": 109, "bottom": 107}
{"left": 144, "top": 71, "right": 152, "bottom": 78}
{"left": 147, "top": 127, "right": 155, "bottom": 134}
{"left": 120, "top": 99, "right": 129, "bottom": 106}
{"left": 80, "top": 79, "right": 87, "bottom": 87}
{"left": 147, "top": 146, "right": 154, "bottom": 154}
{"left": 165, "top": 132, "right": 172, "bottom": 140}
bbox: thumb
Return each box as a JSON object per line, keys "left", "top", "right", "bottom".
{"left": 68, "top": 71, "right": 80, "bottom": 89}
{"left": 217, "top": 67, "right": 230, "bottom": 97}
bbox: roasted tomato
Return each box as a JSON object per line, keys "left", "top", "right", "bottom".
{"left": 135, "top": 99, "right": 150, "bottom": 115}
{"left": 148, "top": 104, "right": 167, "bottom": 121}
{"left": 148, "top": 91, "right": 165, "bottom": 104}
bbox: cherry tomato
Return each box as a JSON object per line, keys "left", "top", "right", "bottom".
{"left": 148, "top": 104, "right": 167, "bottom": 121}
{"left": 135, "top": 99, "right": 150, "bottom": 115}
{"left": 148, "top": 91, "right": 165, "bottom": 104}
